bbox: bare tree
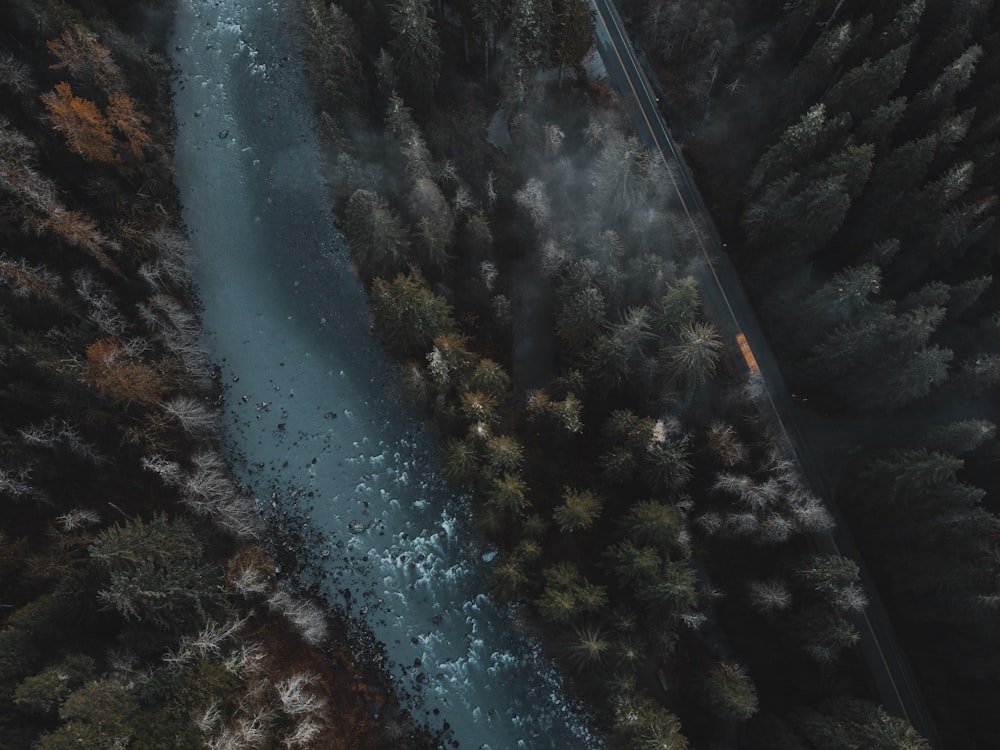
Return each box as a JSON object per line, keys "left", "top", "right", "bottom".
{"left": 747, "top": 579, "right": 792, "bottom": 613}
{"left": 276, "top": 672, "right": 327, "bottom": 716}
{"left": 162, "top": 395, "right": 220, "bottom": 438}
{"left": 268, "top": 588, "right": 328, "bottom": 647}
{"left": 514, "top": 177, "right": 551, "bottom": 227}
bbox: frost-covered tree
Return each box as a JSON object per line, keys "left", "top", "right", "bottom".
{"left": 344, "top": 189, "right": 411, "bottom": 278}
{"left": 89, "top": 514, "right": 221, "bottom": 634}
{"left": 507, "top": 0, "right": 554, "bottom": 69}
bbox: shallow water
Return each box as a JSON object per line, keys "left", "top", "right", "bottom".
{"left": 168, "top": 0, "right": 601, "bottom": 746}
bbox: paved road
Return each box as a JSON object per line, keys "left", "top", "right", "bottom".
{"left": 588, "top": 1, "right": 940, "bottom": 746}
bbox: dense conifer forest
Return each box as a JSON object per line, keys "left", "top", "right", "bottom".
{"left": 3, "top": 0, "right": 997, "bottom": 748}
{"left": 619, "top": 0, "right": 1000, "bottom": 747}
{"left": 301, "top": 0, "right": 986, "bottom": 748}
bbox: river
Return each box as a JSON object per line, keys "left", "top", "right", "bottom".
{"left": 168, "top": 0, "right": 601, "bottom": 747}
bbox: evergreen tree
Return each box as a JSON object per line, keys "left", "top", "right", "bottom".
{"left": 556, "top": 284, "right": 607, "bottom": 353}
{"left": 407, "top": 177, "right": 455, "bottom": 270}
{"left": 788, "top": 697, "right": 930, "bottom": 750}
{"left": 34, "top": 681, "right": 139, "bottom": 750}
{"left": 870, "top": 134, "right": 939, "bottom": 197}
{"left": 750, "top": 104, "right": 846, "bottom": 189}
{"left": 553, "top": 486, "right": 603, "bottom": 532}
{"left": 612, "top": 692, "right": 689, "bottom": 750}
{"left": 550, "top": 0, "right": 593, "bottom": 82}
{"left": 700, "top": 662, "right": 759, "bottom": 722}
{"left": 590, "top": 134, "right": 650, "bottom": 219}
{"left": 634, "top": 559, "right": 698, "bottom": 614}
{"left": 441, "top": 437, "right": 481, "bottom": 485}
{"left": 604, "top": 541, "right": 663, "bottom": 585}
{"left": 370, "top": 269, "right": 455, "bottom": 356}
{"left": 507, "top": 0, "right": 555, "bottom": 69}
{"left": 876, "top": 0, "right": 925, "bottom": 55}
{"left": 857, "top": 96, "right": 908, "bottom": 152}
{"left": 560, "top": 622, "right": 611, "bottom": 672}
{"left": 808, "top": 304, "right": 952, "bottom": 410}
{"left": 803, "top": 263, "right": 883, "bottom": 333}
{"left": 88, "top": 514, "right": 221, "bottom": 635}
{"left": 389, "top": 0, "right": 443, "bottom": 104}
{"left": 824, "top": 43, "right": 912, "bottom": 121}
{"left": 343, "top": 189, "right": 411, "bottom": 278}
{"left": 535, "top": 562, "right": 608, "bottom": 624}
{"left": 921, "top": 418, "right": 996, "bottom": 455}
{"left": 909, "top": 44, "right": 984, "bottom": 126}
{"left": 656, "top": 276, "right": 701, "bottom": 334}
{"left": 306, "top": 0, "right": 364, "bottom": 112}
{"left": 662, "top": 321, "right": 722, "bottom": 387}
{"left": 486, "top": 472, "right": 530, "bottom": 515}
{"left": 782, "top": 20, "right": 869, "bottom": 119}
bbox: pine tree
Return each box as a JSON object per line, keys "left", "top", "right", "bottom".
{"left": 560, "top": 622, "right": 611, "bottom": 672}
{"left": 306, "top": 0, "right": 364, "bottom": 111}
{"left": 556, "top": 284, "right": 607, "bottom": 352}
{"left": 634, "top": 559, "right": 698, "bottom": 613}
{"left": 550, "top": 0, "right": 593, "bottom": 82}
{"left": 89, "top": 514, "right": 221, "bottom": 633}
{"left": 508, "top": 0, "right": 555, "bottom": 69}
{"left": 787, "top": 697, "right": 930, "bottom": 750}
{"left": 603, "top": 541, "right": 663, "bottom": 585}
{"left": 46, "top": 26, "right": 123, "bottom": 92}
{"left": 620, "top": 500, "right": 685, "bottom": 554}
{"left": 370, "top": 269, "right": 455, "bottom": 356}
{"left": 553, "top": 486, "right": 603, "bottom": 532}
{"left": 824, "top": 43, "right": 912, "bottom": 121}
{"left": 782, "top": 20, "right": 867, "bottom": 119}
{"left": 656, "top": 276, "right": 701, "bottom": 334}
{"left": 590, "top": 134, "right": 650, "bottom": 219}
{"left": 343, "top": 189, "right": 411, "bottom": 278}
{"left": 921, "top": 418, "right": 996, "bottom": 455}
{"left": 803, "top": 263, "right": 883, "bottom": 333}
{"left": 389, "top": 0, "right": 443, "bottom": 104}
{"left": 13, "top": 654, "right": 95, "bottom": 718}
{"left": 700, "top": 662, "right": 759, "bottom": 722}
{"left": 612, "top": 692, "right": 689, "bottom": 750}
{"left": 535, "top": 562, "right": 607, "bottom": 624}
{"left": 750, "top": 104, "right": 849, "bottom": 190}
{"left": 486, "top": 473, "right": 530, "bottom": 515}
{"left": 909, "top": 45, "right": 984, "bottom": 125}
{"left": 857, "top": 96, "right": 908, "bottom": 152}
{"left": 875, "top": 0, "right": 925, "bottom": 55}
{"left": 441, "top": 437, "right": 481, "bottom": 485}
{"left": 407, "top": 178, "right": 454, "bottom": 267}
{"left": 662, "top": 321, "right": 722, "bottom": 387}
{"left": 35, "top": 681, "right": 139, "bottom": 750}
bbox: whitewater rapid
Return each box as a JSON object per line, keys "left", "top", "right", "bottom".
{"left": 168, "top": 0, "right": 601, "bottom": 747}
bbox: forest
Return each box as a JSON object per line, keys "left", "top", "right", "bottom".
{"left": 1, "top": 0, "right": 996, "bottom": 748}
{"left": 620, "top": 0, "right": 1000, "bottom": 747}
{"left": 302, "top": 0, "right": 993, "bottom": 748}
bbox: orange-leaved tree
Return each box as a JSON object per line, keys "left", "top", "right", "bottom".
{"left": 47, "top": 26, "right": 123, "bottom": 92}
{"left": 41, "top": 28, "right": 151, "bottom": 165}
{"left": 41, "top": 82, "right": 116, "bottom": 163}
{"left": 83, "top": 337, "right": 166, "bottom": 405}
{"left": 106, "top": 93, "right": 151, "bottom": 158}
